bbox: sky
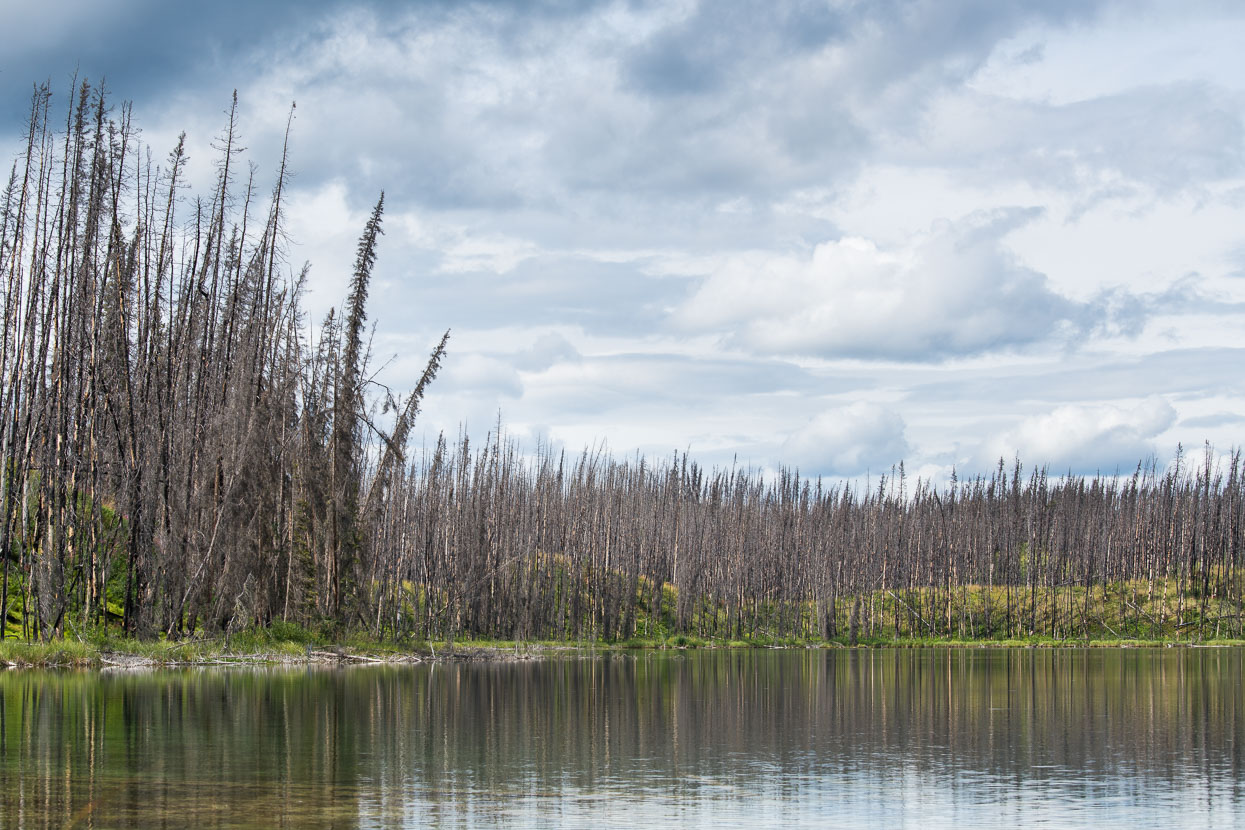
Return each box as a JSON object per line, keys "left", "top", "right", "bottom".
{"left": 4, "top": 0, "right": 1245, "bottom": 483}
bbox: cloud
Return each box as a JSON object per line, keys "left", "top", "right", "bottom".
{"left": 428, "top": 352, "right": 523, "bottom": 399}
{"left": 530, "top": 352, "right": 821, "bottom": 416}
{"left": 623, "top": 1, "right": 848, "bottom": 97}
{"left": 513, "top": 332, "right": 582, "bottom": 372}
{"left": 0, "top": 0, "right": 349, "bottom": 121}
{"left": 917, "top": 83, "right": 1245, "bottom": 203}
{"left": 911, "top": 347, "right": 1245, "bottom": 406}
{"left": 9, "top": 0, "right": 1245, "bottom": 490}
{"left": 780, "top": 402, "right": 910, "bottom": 477}
{"left": 74, "top": 0, "right": 1108, "bottom": 225}
{"left": 435, "top": 232, "right": 539, "bottom": 275}
{"left": 675, "top": 208, "right": 1115, "bottom": 360}
{"left": 975, "top": 397, "right": 1177, "bottom": 474}
{"left": 1180, "top": 412, "right": 1245, "bottom": 430}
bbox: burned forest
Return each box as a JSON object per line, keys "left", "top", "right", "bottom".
{"left": 0, "top": 84, "right": 447, "bottom": 641}
{"left": 2, "top": 85, "right": 1243, "bottom": 645}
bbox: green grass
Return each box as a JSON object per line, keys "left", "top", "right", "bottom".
{"left": 617, "top": 577, "right": 1245, "bottom": 645}
{"left": 3, "top": 574, "right": 1243, "bottom": 667}
{"left": 4, "top": 627, "right": 1244, "bottom": 668}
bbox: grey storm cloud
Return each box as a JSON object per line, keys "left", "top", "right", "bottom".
{"left": 1, "top": 0, "right": 341, "bottom": 118}
{"left": 622, "top": 0, "right": 1104, "bottom": 99}
{"left": 0, "top": 0, "right": 1138, "bottom": 224}
{"left": 623, "top": 1, "right": 851, "bottom": 96}
{"left": 6, "top": 0, "right": 1106, "bottom": 213}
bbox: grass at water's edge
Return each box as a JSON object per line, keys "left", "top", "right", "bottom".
{"left": 4, "top": 629, "right": 1244, "bottom": 668}
{"left": 7, "top": 577, "right": 1243, "bottom": 667}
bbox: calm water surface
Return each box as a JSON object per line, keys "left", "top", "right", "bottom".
{"left": 0, "top": 648, "right": 1241, "bottom": 828}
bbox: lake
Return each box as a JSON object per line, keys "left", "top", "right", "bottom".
{"left": 1, "top": 648, "right": 1241, "bottom": 828}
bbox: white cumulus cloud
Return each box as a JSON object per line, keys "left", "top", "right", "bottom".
{"left": 781, "top": 402, "right": 910, "bottom": 478}
{"left": 675, "top": 208, "right": 1102, "bottom": 360}
{"left": 975, "top": 396, "right": 1177, "bottom": 474}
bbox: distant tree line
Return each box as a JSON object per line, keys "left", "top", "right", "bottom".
{"left": 377, "top": 437, "right": 1243, "bottom": 643}
{"left": 2, "top": 84, "right": 1241, "bottom": 644}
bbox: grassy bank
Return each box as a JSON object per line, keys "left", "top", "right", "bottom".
{"left": 4, "top": 575, "right": 1242, "bottom": 667}
{"left": 0, "top": 628, "right": 529, "bottom": 669}
{"left": 4, "top": 625, "right": 1244, "bottom": 669}
{"left": 614, "top": 576, "right": 1245, "bottom": 645}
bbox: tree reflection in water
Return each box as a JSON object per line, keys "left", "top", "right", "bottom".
{"left": 0, "top": 648, "right": 1241, "bottom": 828}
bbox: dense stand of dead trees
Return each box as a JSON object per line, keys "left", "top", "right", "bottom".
{"left": 2, "top": 84, "right": 1242, "bottom": 644}
{"left": 0, "top": 83, "right": 445, "bottom": 640}
{"left": 373, "top": 438, "right": 1244, "bottom": 643}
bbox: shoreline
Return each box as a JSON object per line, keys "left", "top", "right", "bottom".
{"left": 4, "top": 635, "right": 1244, "bottom": 669}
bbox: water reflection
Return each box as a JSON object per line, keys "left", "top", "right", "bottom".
{"left": 0, "top": 648, "right": 1241, "bottom": 828}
